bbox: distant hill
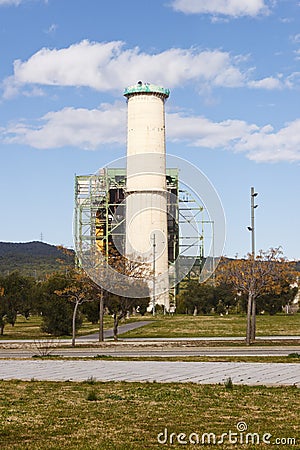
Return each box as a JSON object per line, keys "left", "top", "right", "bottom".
{"left": 0, "top": 241, "right": 74, "bottom": 278}
{"left": 0, "top": 241, "right": 298, "bottom": 279}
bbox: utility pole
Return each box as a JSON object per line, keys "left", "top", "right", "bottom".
{"left": 247, "top": 187, "right": 258, "bottom": 344}
{"left": 249, "top": 187, "right": 258, "bottom": 256}
{"left": 152, "top": 233, "right": 156, "bottom": 316}
{"left": 99, "top": 289, "right": 104, "bottom": 342}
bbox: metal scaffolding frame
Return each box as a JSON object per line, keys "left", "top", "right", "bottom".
{"left": 74, "top": 168, "right": 207, "bottom": 305}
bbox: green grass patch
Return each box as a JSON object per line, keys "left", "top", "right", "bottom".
{"left": 121, "top": 314, "right": 300, "bottom": 338}
{"left": 1, "top": 313, "right": 299, "bottom": 341}
{"left": 287, "top": 352, "right": 300, "bottom": 359}
{"left": 0, "top": 315, "right": 153, "bottom": 340}
{"left": 0, "top": 315, "right": 115, "bottom": 340}
{"left": 0, "top": 380, "right": 298, "bottom": 449}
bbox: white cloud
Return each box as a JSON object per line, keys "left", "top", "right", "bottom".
{"left": 0, "top": 0, "right": 48, "bottom": 4}
{"left": 2, "top": 102, "right": 300, "bottom": 162}
{"left": 290, "top": 33, "right": 300, "bottom": 43}
{"left": 170, "top": 0, "right": 270, "bottom": 17}
{"left": 3, "top": 40, "right": 295, "bottom": 99}
{"left": 285, "top": 71, "right": 300, "bottom": 88}
{"left": 248, "top": 76, "right": 283, "bottom": 90}
{"left": 234, "top": 119, "right": 300, "bottom": 162}
{"left": 3, "top": 102, "right": 126, "bottom": 150}
{"left": 290, "top": 35, "right": 300, "bottom": 61}
{"left": 167, "top": 112, "right": 258, "bottom": 148}
{"left": 0, "top": 0, "right": 22, "bottom": 4}
{"left": 167, "top": 112, "right": 300, "bottom": 162}
{"left": 294, "top": 50, "right": 300, "bottom": 61}
{"left": 3, "top": 40, "right": 247, "bottom": 98}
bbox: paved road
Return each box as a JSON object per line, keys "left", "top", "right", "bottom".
{"left": 0, "top": 345, "right": 300, "bottom": 358}
{"left": 0, "top": 359, "right": 299, "bottom": 386}
{"left": 78, "top": 321, "right": 154, "bottom": 340}
{"left": 1, "top": 335, "right": 299, "bottom": 345}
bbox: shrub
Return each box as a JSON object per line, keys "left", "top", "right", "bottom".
{"left": 86, "top": 389, "right": 98, "bottom": 401}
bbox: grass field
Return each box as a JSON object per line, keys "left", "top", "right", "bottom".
{"left": 0, "top": 315, "right": 118, "bottom": 340}
{"left": 0, "top": 380, "right": 298, "bottom": 449}
{"left": 0, "top": 316, "right": 148, "bottom": 342}
{"left": 121, "top": 313, "right": 300, "bottom": 338}
{"left": 0, "top": 313, "right": 299, "bottom": 340}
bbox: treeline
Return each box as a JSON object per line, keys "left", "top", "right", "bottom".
{"left": 0, "top": 267, "right": 297, "bottom": 340}
{"left": 176, "top": 280, "right": 297, "bottom": 316}
{"left": 0, "top": 270, "right": 149, "bottom": 339}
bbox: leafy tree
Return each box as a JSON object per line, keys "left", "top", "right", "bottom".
{"left": 103, "top": 254, "right": 150, "bottom": 340}
{"left": 177, "top": 281, "right": 215, "bottom": 315}
{"left": 213, "top": 283, "right": 237, "bottom": 315}
{"left": 55, "top": 245, "right": 108, "bottom": 343}
{"left": 258, "top": 282, "right": 298, "bottom": 315}
{"left": 105, "top": 292, "right": 149, "bottom": 340}
{"left": 57, "top": 245, "right": 151, "bottom": 342}
{"left": 40, "top": 273, "right": 79, "bottom": 337}
{"left": 81, "top": 299, "right": 99, "bottom": 324}
{"left": 0, "top": 284, "right": 5, "bottom": 335}
{"left": 55, "top": 269, "right": 99, "bottom": 346}
{"left": 217, "top": 248, "right": 297, "bottom": 344}
{"left": 0, "top": 272, "right": 35, "bottom": 335}
{"left": 88, "top": 249, "right": 151, "bottom": 341}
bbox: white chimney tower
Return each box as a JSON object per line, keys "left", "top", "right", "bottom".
{"left": 124, "top": 82, "right": 170, "bottom": 311}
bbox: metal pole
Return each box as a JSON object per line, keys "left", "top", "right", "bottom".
{"left": 152, "top": 233, "right": 156, "bottom": 316}
{"left": 212, "top": 220, "right": 215, "bottom": 286}
{"left": 249, "top": 187, "right": 258, "bottom": 343}
{"left": 251, "top": 187, "right": 255, "bottom": 256}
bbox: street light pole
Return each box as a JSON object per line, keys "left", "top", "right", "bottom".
{"left": 247, "top": 187, "right": 258, "bottom": 255}
{"left": 152, "top": 233, "right": 156, "bottom": 316}
{"left": 247, "top": 187, "right": 258, "bottom": 344}
{"left": 250, "top": 187, "right": 258, "bottom": 256}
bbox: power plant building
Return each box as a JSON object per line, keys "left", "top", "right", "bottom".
{"left": 74, "top": 82, "right": 204, "bottom": 310}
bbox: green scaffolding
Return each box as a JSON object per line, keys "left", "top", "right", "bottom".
{"left": 74, "top": 168, "right": 206, "bottom": 306}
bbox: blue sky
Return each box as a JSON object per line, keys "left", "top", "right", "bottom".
{"left": 0, "top": 0, "right": 299, "bottom": 260}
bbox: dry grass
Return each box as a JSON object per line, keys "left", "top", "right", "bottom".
{"left": 122, "top": 314, "right": 300, "bottom": 338}
{"left": 0, "top": 380, "right": 298, "bottom": 449}
{"left": 0, "top": 315, "right": 115, "bottom": 340}
{"left": 90, "top": 354, "right": 300, "bottom": 363}
{"left": 1, "top": 314, "right": 299, "bottom": 342}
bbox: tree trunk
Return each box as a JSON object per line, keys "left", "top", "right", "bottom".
{"left": 99, "top": 290, "right": 104, "bottom": 342}
{"left": 0, "top": 323, "right": 4, "bottom": 336}
{"left": 250, "top": 297, "right": 256, "bottom": 342}
{"left": 246, "top": 292, "right": 252, "bottom": 345}
{"left": 113, "top": 313, "right": 118, "bottom": 341}
{"left": 72, "top": 301, "right": 80, "bottom": 347}
{"left": 113, "top": 312, "right": 125, "bottom": 341}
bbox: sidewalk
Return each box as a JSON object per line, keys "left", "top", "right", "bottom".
{"left": 0, "top": 359, "right": 299, "bottom": 386}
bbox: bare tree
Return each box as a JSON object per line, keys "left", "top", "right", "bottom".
{"left": 55, "top": 269, "right": 97, "bottom": 347}
{"left": 104, "top": 253, "right": 151, "bottom": 340}
{"left": 217, "top": 248, "right": 297, "bottom": 344}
